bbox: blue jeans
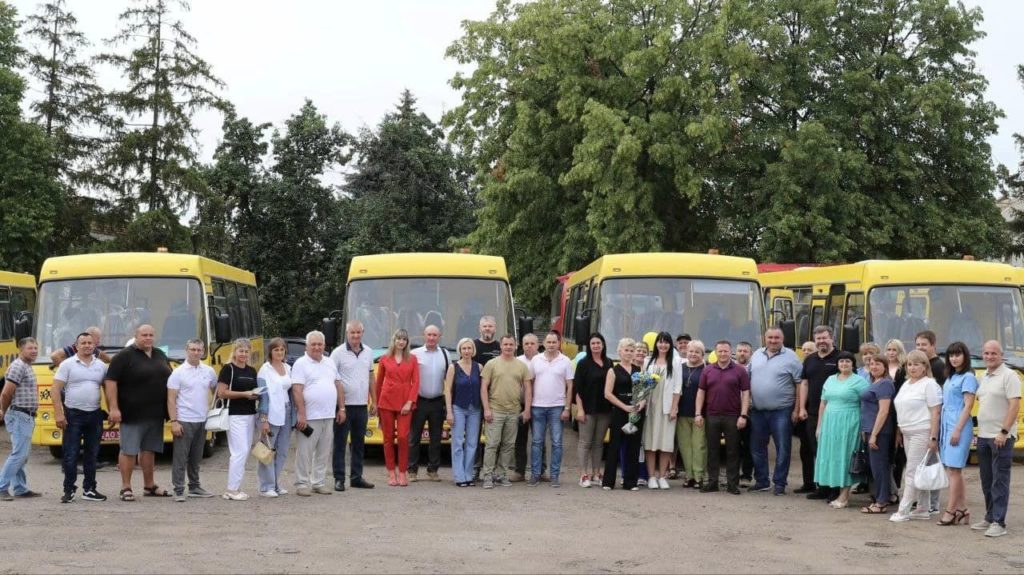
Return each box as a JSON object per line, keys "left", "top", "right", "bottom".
{"left": 750, "top": 407, "right": 792, "bottom": 489}
{"left": 978, "top": 436, "right": 1016, "bottom": 526}
{"left": 531, "top": 407, "right": 564, "bottom": 479}
{"left": 451, "top": 404, "right": 481, "bottom": 483}
{"left": 0, "top": 410, "right": 35, "bottom": 495}
{"left": 258, "top": 406, "right": 293, "bottom": 493}
{"left": 333, "top": 405, "right": 368, "bottom": 482}
{"left": 61, "top": 408, "right": 103, "bottom": 493}
{"left": 868, "top": 431, "right": 893, "bottom": 504}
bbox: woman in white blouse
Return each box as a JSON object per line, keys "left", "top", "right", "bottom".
{"left": 890, "top": 350, "right": 942, "bottom": 522}
{"left": 257, "top": 338, "right": 293, "bottom": 497}
{"left": 642, "top": 332, "right": 683, "bottom": 490}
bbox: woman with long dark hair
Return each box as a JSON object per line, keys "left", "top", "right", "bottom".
{"left": 642, "top": 332, "right": 683, "bottom": 489}
{"left": 936, "top": 341, "right": 978, "bottom": 525}
{"left": 573, "top": 332, "right": 613, "bottom": 488}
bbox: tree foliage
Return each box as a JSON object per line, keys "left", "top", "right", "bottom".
{"left": 0, "top": 1, "right": 61, "bottom": 273}
{"left": 97, "top": 0, "right": 224, "bottom": 215}
{"left": 445, "top": 0, "right": 1009, "bottom": 313}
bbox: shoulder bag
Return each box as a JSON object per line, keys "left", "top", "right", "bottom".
{"left": 205, "top": 364, "right": 233, "bottom": 432}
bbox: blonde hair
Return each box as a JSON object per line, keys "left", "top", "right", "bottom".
{"left": 617, "top": 337, "right": 636, "bottom": 353}
{"left": 905, "top": 349, "right": 932, "bottom": 377}
{"left": 231, "top": 338, "right": 252, "bottom": 364}
{"left": 859, "top": 342, "right": 881, "bottom": 356}
{"left": 387, "top": 328, "right": 411, "bottom": 360}
{"left": 687, "top": 339, "right": 707, "bottom": 356}
{"left": 885, "top": 339, "right": 907, "bottom": 367}
{"left": 456, "top": 337, "right": 477, "bottom": 358}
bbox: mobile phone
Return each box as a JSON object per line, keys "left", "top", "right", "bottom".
{"left": 296, "top": 425, "right": 314, "bottom": 437}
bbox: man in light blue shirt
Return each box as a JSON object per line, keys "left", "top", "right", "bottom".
{"left": 52, "top": 332, "right": 109, "bottom": 503}
{"left": 748, "top": 328, "right": 803, "bottom": 496}
{"left": 409, "top": 325, "right": 450, "bottom": 481}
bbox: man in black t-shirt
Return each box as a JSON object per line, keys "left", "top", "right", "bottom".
{"left": 796, "top": 325, "right": 839, "bottom": 498}
{"left": 104, "top": 324, "right": 173, "bottom": 501}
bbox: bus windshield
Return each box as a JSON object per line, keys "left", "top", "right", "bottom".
{"left": 345, "top": 277, "right": 514, "bottom": 351}
{"left": 35, "top": 277, "right": 206, "bottom": 361}
{"left": 869, "top": 284, "right": 1024, "bottom": 361}
{"left": 597, "top": 277, "right": 765, "bottom": 357}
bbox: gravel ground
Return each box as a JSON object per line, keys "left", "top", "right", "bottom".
{"left": 0, "top": 425, "right": 1021, "bottom": 574}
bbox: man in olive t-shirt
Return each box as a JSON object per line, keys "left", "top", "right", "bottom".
{"left": 480, "top": 335, "right": 532, "bottom": 489}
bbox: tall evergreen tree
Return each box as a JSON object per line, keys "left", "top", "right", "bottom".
{"left": 0, "top": 1, "right": 60, "bottom": 272}
{"left": 97, "top": 0, "right": 224, "bottom": 215}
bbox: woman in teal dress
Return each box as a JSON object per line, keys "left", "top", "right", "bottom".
{"left": 937, "top": 341, "right": 978, "bottom": 526}
{"left": 814, "top": 351, "right": 870, "bottom": 509}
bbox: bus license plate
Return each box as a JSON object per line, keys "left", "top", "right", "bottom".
{"left": 101, "top": 429, "right": 120, "bottom": 441}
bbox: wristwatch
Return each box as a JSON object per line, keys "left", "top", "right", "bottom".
{"left": 930, "top": 437, "right": 937, "bottom": 441}
{"left": 739, "top": 414, "right": 749, "bottom": 420}
{"left": 1000, "top": 428, "right": 1009, "bottom": 436}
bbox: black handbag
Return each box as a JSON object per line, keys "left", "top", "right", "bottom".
{"left": 849, "top": 439, "right": 870, "bottom": 476}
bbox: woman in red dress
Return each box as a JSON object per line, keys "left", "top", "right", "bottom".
{"left": 374, "top": 329, "right": 420, "bottom": 486}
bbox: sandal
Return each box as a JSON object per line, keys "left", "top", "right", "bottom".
{"left": 936, "top": 510, "right": 958, "bottom": 526}
{"left": 143, "top": 485, "right": 171, "bottom": 497}
{"left": 119, "top": 488, "right": 135, "bottom": 502}
{"left": 860, "top": 502, "right": 888, "bottom": 514}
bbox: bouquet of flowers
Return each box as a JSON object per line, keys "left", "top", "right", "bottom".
{"left": 622, "top": 371, "right": 659, "bottom": 435}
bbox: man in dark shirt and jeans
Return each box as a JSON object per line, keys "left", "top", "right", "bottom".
{"left": 696, "top": 341, "right": 751, "bottom": 495}
{"left": 915, "top": 329, "right": 945, "bottom": 513}
{"left": 797, "top": 325, "right": 839, "bottom": 498}
{"left": 105, "top": 324, "right": 173, "bottom": 501}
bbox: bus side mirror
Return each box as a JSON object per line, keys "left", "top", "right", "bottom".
{"left": 517, "top": 316, "right": 534, "bottom": 341}
{"left": 14, "top": 311, "right": 32, "bottom": 341}
{"left": 779, "top": 319, "right": 796, "bottom": 350}
{"left": 842, "top": 324, "right": 861, "bottom": 354}
{"left": 322, "top": 317, "right": 339, "bottom": 348}
{"left": 213, "top": 312, "right": 232, "bottom": 344}
{"left": 574, "top": 312, "right": 590, "bottom": 344}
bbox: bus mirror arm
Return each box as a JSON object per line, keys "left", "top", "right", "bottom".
{"left": 14, "top": 311, "right": 32, "bottom": 341}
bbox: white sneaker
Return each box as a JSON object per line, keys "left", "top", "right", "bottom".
{"left": 658, "top": 477, "right": 670, "bottom": 490}
{"left": 909, "top": 510, "right": 931, "bottom": 521}
{"left": 579, "top": 474, "right": 591, "bottom": 488}
{"left": 889, "top": 512, "right": 911, "bottom": 522}
{"left": 971, "top": 520, "right": 992, "bottom": 531}
{"left": 647, "top": 478, "right": 659, "bottom": 490}
{"left": 984, "top": 524, "right": 1007, "bottom": 537}
{"left": 259, "top": 490, "right": 279, "bottom": 498}
{"left": 222, "top": 491, "right": 249, "bottom": 501}
{"left": 276, "top": 488, "right": 288, "bottom": 495}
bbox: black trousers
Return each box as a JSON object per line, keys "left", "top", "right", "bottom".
{"left": 739, "top": 423, "right": 753, "bottom": 478}
{"left": 408, "top": 396, "right": 445, "bottom": 474}
{"left": 603, "top": 408, "right": 643, "bottom": 489}
{"left": 706, "top": 415, "right": 740, "bottom": 489}
{"left": 798, "top": 414, "right": 819, "bottom": 489}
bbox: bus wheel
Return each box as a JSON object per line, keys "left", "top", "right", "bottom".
{"left": 202, "top": 434, "right": 217, "bottom": 458}
{"left": 49, "top": 446, "right": 64, "bottom": 459}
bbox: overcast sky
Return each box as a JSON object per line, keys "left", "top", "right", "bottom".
{"left": 10, "top": 0, "right": 1023, "bottom": 174}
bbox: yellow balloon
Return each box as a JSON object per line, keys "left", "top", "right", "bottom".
{"left": 708, "top": 350, "right": 718, "bottom": 364}
{"left": 642, "top": 331, "right": 657, "bottom": 350}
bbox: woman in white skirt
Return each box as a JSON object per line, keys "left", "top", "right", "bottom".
{"left": 642, "top": 331, "right": 683, "bottom": 489}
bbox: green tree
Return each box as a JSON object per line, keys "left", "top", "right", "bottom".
{"left": 0, "top": 1, "right": 60, "bottom": 273}
{"left": 235, "top": 100, "right": 350, "bottom": 335}
{"left": 97, "top": 0, "right": 224, "bottom": 215}
{"left": 1004, "top": 64, "right": 1024, "bottom": 255}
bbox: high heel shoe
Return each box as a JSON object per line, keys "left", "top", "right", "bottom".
{"left": 956, "top": 509, "right": 970, "bottom": 525}
{"left": 936, "top": 509, "right": 957, "bottom": 526}
{"left": 398, "top": 471, "right": 409, "bottom": 487}
{"left": 387, "top": 470, "right": 398, "bottom": 487}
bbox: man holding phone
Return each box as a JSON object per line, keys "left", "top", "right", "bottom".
{"left": 292, "top": 331, "right": 346, "bottom": 496}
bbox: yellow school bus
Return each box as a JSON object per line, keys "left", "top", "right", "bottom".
{"left": 324, "top": 252, "right": 523, "bottom": 445}
{"left": 0, "top": 271, "right": 36, "bottom": 374}
{"left": 761, "top": 259, "right": 1024, "bottom": 447}
{"left": 561, "top": 253, "right": 766, "bottom": 359}
{"left": 30, "top": 252, "right": 263, "bottom": 457}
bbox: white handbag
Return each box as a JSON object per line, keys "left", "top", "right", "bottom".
{"left": 205, "top": 365, "right": 232, "bottom": 432}
{"left": 913, "top": 448, "right": 949, "bottom": 491}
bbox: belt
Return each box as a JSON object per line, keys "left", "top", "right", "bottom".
{"left": 418, "top": 395, "right": 444, "bottom": 402}
{"left": 10, "top": 405, "right": 37, "bottom": 417}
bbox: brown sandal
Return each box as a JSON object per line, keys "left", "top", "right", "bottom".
{"left": 860, "top": 502, "right": 888, "bottom": 514}
{"left": 119, "top": 488, "right": 135, "bottom": 502}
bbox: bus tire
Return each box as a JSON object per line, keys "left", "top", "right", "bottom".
{"left": 49, "top": 446, "right": 63, "bottom": 459}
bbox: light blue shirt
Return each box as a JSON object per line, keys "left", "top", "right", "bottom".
{"left": 54, "top": 355, "right": 107, "bottom": 411}
{"left": 749, "top": 346, "right": 803, "bottom": 411}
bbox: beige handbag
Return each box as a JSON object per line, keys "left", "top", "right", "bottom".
{"left": 250, "top": 437, "right": 274, "bottom": 465}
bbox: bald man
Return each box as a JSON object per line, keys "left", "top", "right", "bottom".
{"left": 105, "top": 324, "right": 174, "bottom": 500}
{"left": 973, "top": 340, "right": 1021, "bottom": 537}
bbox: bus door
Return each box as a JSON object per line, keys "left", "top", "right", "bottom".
{"left": 826, "top": 284, "right": 846, "bottom": 350}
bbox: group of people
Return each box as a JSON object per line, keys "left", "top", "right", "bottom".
{"left": 0, "top": 318, "right": 1019, "bottom": 539}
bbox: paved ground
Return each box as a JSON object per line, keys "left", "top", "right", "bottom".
{"left": 0, "top": 426, "right": 1022, "bottom": 574}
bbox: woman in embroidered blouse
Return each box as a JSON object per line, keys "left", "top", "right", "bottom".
{"left": 374, "top": 329, "right": 420, "bottom": 486}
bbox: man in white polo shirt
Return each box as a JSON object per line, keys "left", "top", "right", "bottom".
{"left": 526, "top": 331, "right": 574, "bottom": 488}
{"left": 292, "top": 330, "right": 346, "bottom": 496}
{"left": 409, "top": 325, "right": 449, "bottom": 482}
{"left": 971, "top": 340, "right": 1021, "bottom": 538}
{"left": 330, "top": 320, "right": 376, "bottom": 491}
{"left": 52, "top": 332, "right": 110, "bottom": 503}
{"left": 166, "top": 338, "right": 219, "bottom": 502}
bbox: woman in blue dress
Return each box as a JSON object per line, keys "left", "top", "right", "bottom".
{"left": 936, "top": 341, "right": 978, "bottom": 526}
{"left": 814, "top": 351, "right": 870, "bottom": 509}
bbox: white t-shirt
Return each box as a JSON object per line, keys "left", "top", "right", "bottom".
{"left": 258, "top": 362, "right": 292, "bottom": 427}
{"left": 292, "top": 353, "right": 340, "bottom": 420}
{"left": 529, "top": 353, "right": 574, "bottom": 408}
{"left": 411, "top": 346, "right": 449, "bottom": 399}
{"left": 977, "top": 363, "right": 1023, "bottom": 438}
{"left": 54, "top": 355, "right": 107, "bottom": 411}
{"left": 894, "top": 376, "right": 942, "bottom": 432}
{"left": 330, "top": 342, "right": 374, "bottom": 406}
{"left": 167, "top": 362, "right": 218, "bottom": 423}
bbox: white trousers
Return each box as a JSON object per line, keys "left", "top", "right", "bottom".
{"left": 227, "top": 415, "right": 258, "bottom": 491}
{"left": 897, "top": 428, "right": 930, "bottom": 515}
